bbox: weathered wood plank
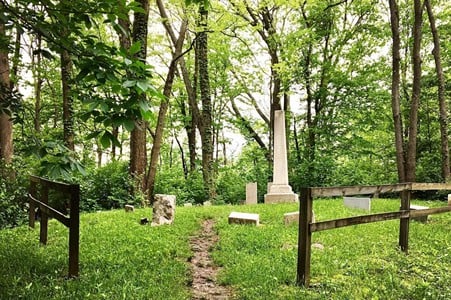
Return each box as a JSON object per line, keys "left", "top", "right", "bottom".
{"left": 28, "top": 194, "right": 70, "bottom": 227}
{"left": 311, "top": 183, "right": 412, "bottom": 197}
{"left": 409, "top": 206, "right": 451, "bottom": 217}
{"left": 310, "top": 211, "right": 410, "bottom": 232}
{"left": 30, "top": 175, "right": 77, "bottom": 193}
{"left": 411, "top": 183, "right": 451, "bottom": 191}
{"left": 297, "top": 188, "right": 313, "bottom": 287}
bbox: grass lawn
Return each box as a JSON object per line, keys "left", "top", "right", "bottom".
{"left": 0, "top": 199, "right": 450, "bottom": 299}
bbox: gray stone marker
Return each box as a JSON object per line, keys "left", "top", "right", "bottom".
{"left": 203, "top": 201, "right": 212, "bottom": 206}
{"left": 246, "top": 182, "right": 258, "bottom": 205}
{"left": 264, "top": 110, "right": 299, "bottom": 203}
{"left": 124, "top": 204, "right": 134, "bottom": 212}
{"left": 183, "top": 203, "right": 193, "bottom": 207}
{"left": 151, "top": 194, "right": 176, "bottom": 226}
{"left": 228, "top": 212, "right": 259, "bottom": 225}
{"left": 448, "top": 194, "right": 451, "bottom": 206}
{"left": 410, "top": 204, "right": 429, "bottom": 223}
{"left": 283, "top": 211, "right": 315, "bottom": 225}
{"left": 343, "top": 196, "right": 371, "bottom": 211}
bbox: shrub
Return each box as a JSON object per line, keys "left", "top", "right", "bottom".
{"left": 79, "top": 160, "right": 137, "bottom": 211}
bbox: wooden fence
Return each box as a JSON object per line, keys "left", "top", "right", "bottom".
{"left": 28, "top": 175, "right": 80, "bottom": 278}
{"left": 296, "top": 183, "right": 451, "bottom": 287}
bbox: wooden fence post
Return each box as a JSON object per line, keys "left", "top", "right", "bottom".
{"left": 297, "top": 187, "right": 313, "bottom": 287}
{"left": 68, "top": 185, "right": 80, "bottom": 278}
{"left": 29, "top": 180, "right": 37, "bottom": 228}
{"left": 39, "top": 184, "right": 49, "bottom": 245}
{"left": 399, "top": 189, "right": 411, "bottom": 253}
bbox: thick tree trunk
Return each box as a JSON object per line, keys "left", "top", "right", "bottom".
{"left": 196, "top": 5, "right": 215, "bottom": 200}
{"left": 405, "top": 0, "right": 424, "bottom": 183}
{"left": 129, "top": 0, "right": 149, "bottom": 192}
{"left": 425, "top": 0, "right": 449, "bottom": 181}
{"left": 0, "top": 20, "right": 14, "bottom": 168}
{"left": 389, "top": 0, "right": 406, "bottom": 183}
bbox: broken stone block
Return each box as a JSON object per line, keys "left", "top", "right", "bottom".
{"left": 410, "top": 205, "right": 429, "bottom": 223}
{"left": 124, "top": 204, "right": 134, "bottom": 212}
{"left": 151, "top": 194, "right": 176, "bottom": 226}
{"left": 283, "top": 211, "right": 315, "bottom": 225}
{"left": 228, "top": 212, "right": 259, "bottom": 226}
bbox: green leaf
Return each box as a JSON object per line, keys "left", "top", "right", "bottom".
{"left": 129, "top": 42, "right": 142, "bottom": 56}
{"left": 123, "top": 119, "right": 135, "bottom": 131}
{"left": 100, "top": 132, "right": 112, "bottom": 148}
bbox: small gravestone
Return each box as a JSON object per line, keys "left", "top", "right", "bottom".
{"left": 203, "top": 201, "right": 212, "bottom": 206}
{"left": 448, "top": 194, "right": 451, "bottom": 206}
{"left": 124, "top": 204, "right": 134, "bottom": 212}
{"left": 184, "top": 203, "right": 193, "bottom": 207}
{"left": 410, "top": 205, "right": 429, "bottom": 223}
{"left": 283, "top": 211, "right": 315, "bottom": 225}
{"left": 228, "top": 212, "right": 259, "bottom": 225}
{"left": 245, "top": 182, "right": 258, "bottom": 205}
{"left": 343, "top": 197, "right": 371, "bottom": 211}
{"left": 151, "top": 194, "right": 176, "bottom": 226}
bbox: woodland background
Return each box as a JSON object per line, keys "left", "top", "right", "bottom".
{"left": 0, "top": 0, "right": 449, "bottom": 228}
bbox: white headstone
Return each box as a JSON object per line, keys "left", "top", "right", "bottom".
{"left": 264, "top": 110, "right": 299, "bottom": 203}
{"left": 283, "top": 211, "right": 316, "bottom": 225}
{"left": 343, "top": 197, "right": 371, "bottom": 211}
{"left": 151, "top": 194, "right": 176, "bottom": 226}
{"left": 228, "top": 212, "right": 259, "bottom": 225}
{"left": 448, "top": 194, "right": 451, "bottom": 206}
{"left": 245, "top": 182, "right": 258, "bottom": 205}
{"left": 183, "top": 203, "right": 193, "bottom": 207}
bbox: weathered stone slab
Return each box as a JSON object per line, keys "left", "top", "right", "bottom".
{"left": 203, "top": 201, "right": 212, "bottom": 206}
{"left": 283, "top": 211, "right": 315, "bottom": 225}
{"left": 410, "top": 205, "right": 429, "bottom": 223}
{"left": 124, "top": 204, "right": 134, "bottom": 212}
{"left": 228, "top": 212, "right": 259, "bottom": 226}
{"left": 184, "top": 203, "right": 193, "bottom": 207}
{"left": 245, "top": 182, "right": 258, "bottom": 205}
{"left": 151, "top": 194, "right": 176, "bottom": 226}
{"left": 343, "top": 197, "right": 371, "bottom": 211}
{"left": 448, "top": 194, "right": 451, "bottom": 206}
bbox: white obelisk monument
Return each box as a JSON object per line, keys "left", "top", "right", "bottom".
{"left": 264, "top": 110, "right": 299, "bottom": 203}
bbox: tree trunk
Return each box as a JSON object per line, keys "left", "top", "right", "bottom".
{"left": 146, "top": 6, "right": 187, "bottom": 202}
{"left": 196, "top": 4, "right": 215, "bottom": 200}
{"left": 425, "top": 0, "right": 449, "bottom": 181}
{"left": 129, "top": 0, "right": 149, "bottom": 192}
{"left": 0, "top": 19, "right": 14, "bottom": 169}
{"left": 61, "top": 47, "right": 74, "bottom": 151}
{"left": 389, "top": 0, "right": 406, "bottom": 183}
{"left": 33, "top": 35, "right": 42, "bottom": 133}
{"left": 405, "top": 0, "right": 424, "bottom": 182}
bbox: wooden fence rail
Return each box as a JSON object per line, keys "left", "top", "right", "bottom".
{"left": 296, "top": 183, "right": 451, "bottom": 287}
{"left": 28, "top": 175, "right": 80, "bottom": 278}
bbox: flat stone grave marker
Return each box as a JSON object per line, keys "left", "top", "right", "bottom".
{"left": 410, "top": 204, "right": 429, "bottom": 223}
{"left": 228, "top": 212, "right": 259, "bottom": 226}
{"left": 283, "top": 211, "right": 315, "bottom": 225}
{"left": 124, "top": 204, "right": 134, "bottom": 212}
{"left": 343, "top": 196, "right": 371, "bottom": 211}
{"left": 245, "top": 182, "right": 258, "bottom": 205}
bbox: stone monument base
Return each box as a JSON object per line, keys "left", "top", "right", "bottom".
{"left": 264, "top": 193, "right": 299, "bottom": 204}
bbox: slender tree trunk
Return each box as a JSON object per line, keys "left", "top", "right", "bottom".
{"left": 33, "top": 35, "right": 42, "bottom": 133}
{"left": 196, "top": 4, "right": 215, "bottom": 200}
{"left": 389, "top": 0, "right": 406, "bottom": 183}
{"left": 61, "top": 48, "right": 74, "bottom": 150}
{"left": 425, "top": 0, "right": 449, "bottom": 181}
{"left": 146, "top": 12, "right": 187, "bottom": 202}
{"left": 0, "top": 19, "right": 13, "bottom": 168}
{"left": 129, "top": 0, "right": 149, "bottom": 192}
{"left": 405, "top": 0, "right": 424, "bottom": 182}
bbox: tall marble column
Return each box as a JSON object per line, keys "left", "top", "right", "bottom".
{"left": 264, "top": 110, "right": 298, "bottom": 203}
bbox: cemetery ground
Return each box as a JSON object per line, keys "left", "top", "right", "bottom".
{"left": 0, "top": 199, "right": 450, "bottom": 299}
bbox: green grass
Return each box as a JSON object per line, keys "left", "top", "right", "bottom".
{"left": 0, "top": 199, "right": 450, "bottom": 299}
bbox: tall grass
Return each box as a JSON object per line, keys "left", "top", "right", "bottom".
{"left": 0, "top": 199, "right": 449, "bottom": 299}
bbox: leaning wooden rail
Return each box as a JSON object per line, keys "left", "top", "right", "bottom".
{"left": 296, "top": 183, "right": 451, "bottom": 288}
{"left": 28, "top": 175, "right": 80, "bottom": 278}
